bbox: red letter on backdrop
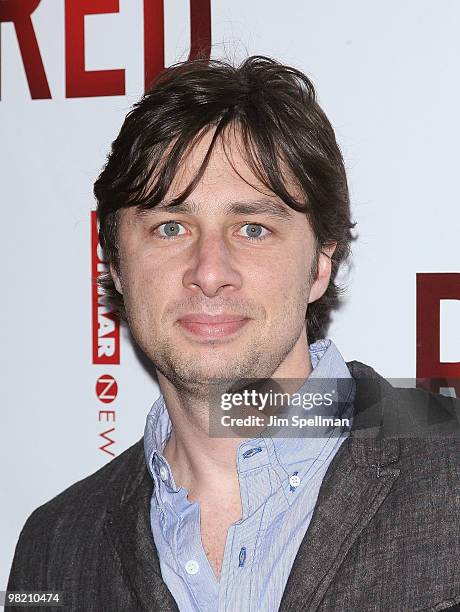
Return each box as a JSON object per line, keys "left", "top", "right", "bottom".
{"left": 143, "top": 0, "right": 164, "bottom": 93}
{"left": 91, "top": 212, "right": 120, "bottom": 365}
{"left": 143, "top": 0, "right": 211, "bottom": 92}
{"left": 417, "top": 273, "right": 460, "bottom": 395}
{"left": 0, "top": 0, "right": 51, "bottom": 99}
{"left": 65, "top": 0, "right": 125, "bottom": 98}
{"left": 189, "top": 0, "right": 211, "bottom": 60}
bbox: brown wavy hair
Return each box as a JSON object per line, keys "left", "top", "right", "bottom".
{"left": 94, "top": 55, "right": 356, "bottom": 344}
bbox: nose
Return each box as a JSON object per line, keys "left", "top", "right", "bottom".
{"left": 182, "top": 230, "right": 243, "bottom": 297}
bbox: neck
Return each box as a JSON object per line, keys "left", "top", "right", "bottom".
{"left": 158, "top": 328, "right": 312, "bottom": 503}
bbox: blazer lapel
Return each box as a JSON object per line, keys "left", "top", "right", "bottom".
{"left": 104, "top": 444, "right": 179, "bottom": 612}
{"left": 279, "top": 361, "right": 402, "bottom": 612}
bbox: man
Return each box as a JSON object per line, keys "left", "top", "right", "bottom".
{"left": 7, "top": 56, "right": 460, "bottom": 611}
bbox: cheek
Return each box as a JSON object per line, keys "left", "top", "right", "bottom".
{"left": 121, "top": 258, "right": 171, "bottom": 319}
{"left": 243, "top": 260, "right": 309, "bottom": 317}
{"left": 247, "top": 248, "right": 310, "bottom": 292}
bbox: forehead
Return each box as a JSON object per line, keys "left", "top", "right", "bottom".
{"left": 142, "top": 125, "right": 305, "bottom": 217}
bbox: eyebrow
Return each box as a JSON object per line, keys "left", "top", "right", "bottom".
{"left": 135, "top": 198, "right": 297, "bottom": 221}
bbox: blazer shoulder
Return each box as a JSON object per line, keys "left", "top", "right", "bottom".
{"left": 347, "top": 359, "right": 459, "bottom": 456}
{"left": 392, "top": 384, "right": 460, "bottom": 438}
{"left": 348, "top": 359, "right": 459, "bottom": 422}
{"left": 7, "top": 439, "right": 148, "bottom": 594}
{"left": 16, "top": 437, "right": 146, "bottom": 543}
{"left": 393, "top": 386, "right": 459, "bottom": 464}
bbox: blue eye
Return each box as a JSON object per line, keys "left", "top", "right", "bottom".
{"left": 157, "top": 221, "right": 186, "bottom": 238}
{"left": 239, "top": 223, "right": 270, "bottom": 241}
{"left": 154, "top": 221, "right": 270, "bottom": 241}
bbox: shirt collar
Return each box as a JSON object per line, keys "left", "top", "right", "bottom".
{"left": 231, "top": 339, "right": 355, "bottom": 501}
{"left": 144, "top": 338, "right": 354, "bottom": 501}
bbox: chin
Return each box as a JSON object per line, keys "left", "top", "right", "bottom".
{"left": 152, "top": 344, "right": 233, "bottom": 378}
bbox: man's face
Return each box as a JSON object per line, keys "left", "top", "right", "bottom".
{"left": 112, "top": 128, "right": 333, "bottom": 389}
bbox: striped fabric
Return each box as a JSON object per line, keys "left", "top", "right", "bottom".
{"left": 143, "top": 339, "right": 355, "bottom": 612}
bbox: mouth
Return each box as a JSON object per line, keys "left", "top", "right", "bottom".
{"left": 176, "top": 313, "right": 251, "bottom": 340}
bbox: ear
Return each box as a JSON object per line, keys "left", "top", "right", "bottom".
{"left": 110, "top": 263, "right": 123, "bottom": 295}
{"left": 308, "top": 243, "right": 337, "bottom": 304}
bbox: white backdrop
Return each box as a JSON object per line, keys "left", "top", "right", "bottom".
{"left": 1, "top": 0, "right": 459, "bottom": 588}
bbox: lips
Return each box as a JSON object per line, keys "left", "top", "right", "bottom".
{"left": 177, "top": 313, "right": 251, "bottom": 339}
{"left": 179, "top": 313, "right": 248, "bottom": 324}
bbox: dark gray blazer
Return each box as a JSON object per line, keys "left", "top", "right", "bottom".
{"left": 6, "top": 361, "right": 460, "bottom": 612}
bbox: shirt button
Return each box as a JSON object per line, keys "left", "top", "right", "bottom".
{"left": 159, "top": 466, "right": 168, "bottom": 482}
{"left": 185, "top": 560, "right": 200, "bottom": 575}
{"left": 289, "top": 474, "right": 301, "bottom": 488}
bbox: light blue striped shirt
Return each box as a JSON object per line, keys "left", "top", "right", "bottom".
{"left": 144, "top": 338, "right": 355, "bottom": 612}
